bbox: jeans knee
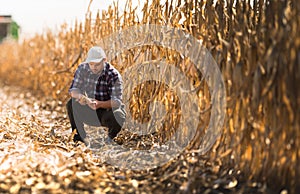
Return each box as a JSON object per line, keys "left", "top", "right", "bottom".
{"left": 113, "top": 107, "right": 126, "bottom": 122}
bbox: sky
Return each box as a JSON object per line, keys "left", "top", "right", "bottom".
{"left": 0, "top": 0, "right": 140, "bottom": 39}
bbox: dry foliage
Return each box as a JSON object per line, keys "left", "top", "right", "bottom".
{"left": 0, "top": 0, "right": 299, "bottom": 193}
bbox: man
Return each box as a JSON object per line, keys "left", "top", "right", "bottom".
{"left": 66, "top": 46, "right": 126, "bottom": 145}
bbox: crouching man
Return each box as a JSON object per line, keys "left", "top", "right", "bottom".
{"left": 66, "top": 46, "right": 126, "bottom": 144}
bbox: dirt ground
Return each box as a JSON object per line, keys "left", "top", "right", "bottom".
{"left": 0, "top": 85, "right": 278, "bottom": 193}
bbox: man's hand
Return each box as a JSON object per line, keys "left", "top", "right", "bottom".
{"left": 87, "top": 99, "right": 97, "bottom": 110}
{"left": 75, "top": 93, "right": 95, "bottom": 107}
{"left": 71, "top": 92, "right": 87, "bottom": 105}
{"left": 77, "top": 94, "right": 86, "bottom": 105}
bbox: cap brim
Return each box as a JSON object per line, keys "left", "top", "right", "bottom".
{"left": 85, "top": 57, "right": 104, "bottom": 63}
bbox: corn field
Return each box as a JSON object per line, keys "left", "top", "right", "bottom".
{"left": 0, "top": 0, "right": 299, "bottom": 193}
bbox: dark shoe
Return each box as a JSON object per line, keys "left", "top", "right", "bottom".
{"left": 73, "top": 135, "right": 90, "bottom": 147}
{"left": 73, "top": 134, "right": 84, "bottom": 143}
{"left": 108, "top": 128, "right": 121, "bottom": 139}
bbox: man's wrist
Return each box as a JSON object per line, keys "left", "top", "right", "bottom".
{"left": 96, "top": 100, "right": 102, "bottom": 109}
{"left": 78, "top": 93, "right": 84, "bottom": 100}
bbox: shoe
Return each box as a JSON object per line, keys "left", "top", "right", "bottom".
{"left": 73, "top": 134, "right": 84, "bottom": 142}
{"left": 73, "top": 134, "right": 90, "bottom": 146}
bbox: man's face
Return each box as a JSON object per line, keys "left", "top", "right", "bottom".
{"left": 89, "top": 59, "right": 105, "bottom": 74}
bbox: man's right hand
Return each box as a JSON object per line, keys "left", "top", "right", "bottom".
{"left": 78, "top": 94, "right": 96, "bottom": 107}
{"left": 77, "top": 94, "right": 87, "bottom": 105}
{"left": 70, "top": 91, "right": 94, "bottom": 106}
{"left": 71, "top": 92, "right": 86, "bottom": 105}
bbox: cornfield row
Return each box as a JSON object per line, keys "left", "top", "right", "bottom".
{"left": 0, "top": 0, "right": 299, "bottom": 192}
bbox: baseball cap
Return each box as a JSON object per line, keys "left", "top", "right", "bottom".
{"left": 84, "top": 46, "right": 106, "bottom": 63}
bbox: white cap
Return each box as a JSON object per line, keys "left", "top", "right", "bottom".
{"left": 84, "top": 46, "right": 106, "bottom": 63}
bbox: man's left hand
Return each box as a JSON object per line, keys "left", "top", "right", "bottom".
{"left": 87, "top": 99, "right": 97, "bottom": 110}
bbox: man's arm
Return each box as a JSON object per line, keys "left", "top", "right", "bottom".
{"left": 70, "top": 90, "right": 82, "bottom": 99}
{"left": 69, "top": 64, "right": 85, "bottom": 98}
{"left": 94, "top": 99, "right": 119, "bottom": 109}
{"left": 86, "top": 99, "right": 119, "bottom": 110}
{"left": 70, "top": 90, "right": 87, "bottom": 105}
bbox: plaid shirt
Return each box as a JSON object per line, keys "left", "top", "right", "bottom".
{"left": 69, "top": 62, "right": 123, "bottom": 105}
